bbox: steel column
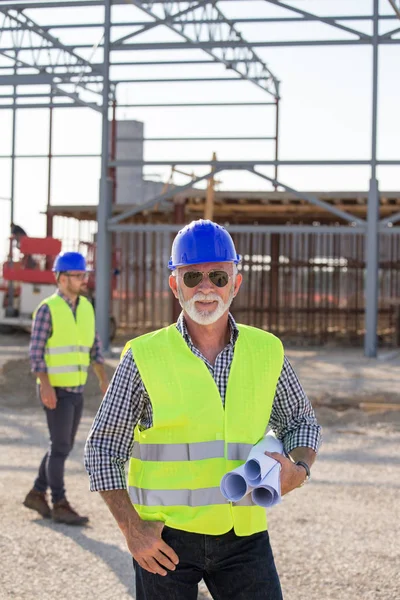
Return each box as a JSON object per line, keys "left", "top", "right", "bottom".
{"left": 46, "top": 88, "right": 54, "bottom": 238}
{"left": 274, "top": 98, "right": 280, "bottom": 190}
{"left": 95, "top": 0, "right": 112, "bottom": 351}
{"left": 364, "top": 0, "right": 380, "bottom": 358}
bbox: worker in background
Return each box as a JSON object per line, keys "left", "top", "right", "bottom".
{"left": 24, "top": 251, "right": 109, "bottom": 526}
{"left": 10, "top": 222, "right": 28, "bottom": 245}
{"left": 85, "top": 220, "right": 321, "bottom": 599}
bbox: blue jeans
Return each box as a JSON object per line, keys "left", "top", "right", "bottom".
{"left": 34, "top": 388, "right": 83, "bottom": 504}
{"left": 133, "top": 527, "right": 283, "bottom": 600}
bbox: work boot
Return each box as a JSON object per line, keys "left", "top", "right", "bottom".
{"left": 52, "top": 498, "right": 89, "bottom": 526}
{"left": 23, "top": 489, "right": 51, "bottom": 519}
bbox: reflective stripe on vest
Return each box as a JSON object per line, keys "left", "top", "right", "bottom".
{"left": 132, "top": 441, "right": 253, "bottom": 462}
{"left": 132, "top": 440, "right": 225, "bottom": 461}
{"left": 227, "top": 443, "right": 254, "bottom": 461}
{"left": 45, "top": 345, "right": 91, "bottom": 355}
{"left": 129, "top": 486, "right": 256, "bottom": 507}
{"left": 46, "top": 365, "right": 89, "bottom": 374}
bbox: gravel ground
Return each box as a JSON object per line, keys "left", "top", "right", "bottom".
{"left": 1, "top": 332, "right": 400, "bottom": 599}
{"left": 1, "top": 408, "right": 399, "bottom": 600}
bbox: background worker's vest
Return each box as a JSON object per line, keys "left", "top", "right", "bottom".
{"left": 36, "top": 294, "right": 95, "bottom": 387}
{"left": 127, "top": 324, "right": 284, "bottom": 537}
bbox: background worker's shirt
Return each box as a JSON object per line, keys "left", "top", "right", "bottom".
{"left": 84, "top": 313, "right": 321, "bottom": 492}
{"left": 29, "top": 290, "right": 104, "bottom": 394}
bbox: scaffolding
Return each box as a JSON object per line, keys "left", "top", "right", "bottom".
{"left": 1, "top": 0, "right": 400, "bottom": 354}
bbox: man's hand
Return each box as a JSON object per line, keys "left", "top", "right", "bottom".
{"left": 40, "top": 382, "right": 57, "bottom": 410}
{"left": 265, "top": 451, "right": 307, "bottom": 496}
{"left": 99, "top": 377, "right": 109, "bottom": 396}
{"left": 125, "top": 520, "right": 179, "bottom": 576}
{"left": 92, "top": 363, "right": 109, "bottom": 396}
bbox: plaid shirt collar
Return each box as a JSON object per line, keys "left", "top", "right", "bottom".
{"left": 176, "top": 311, "right": 239, "bottom": 348}
{"left": 56, "top": 289, "right": 80, "bottom": 311}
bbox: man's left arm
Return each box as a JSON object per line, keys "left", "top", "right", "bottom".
{"left": 90, "top": 331, "right": 109, "bottom": 395}
{"left": 267, "top": 356, "right": 321, "bottom": 495}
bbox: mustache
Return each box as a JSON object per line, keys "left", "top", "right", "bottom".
{"left": 192, "top": 292, "right": 223, "bottom": 303}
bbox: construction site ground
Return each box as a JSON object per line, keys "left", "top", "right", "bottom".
{"left": 0, "top": 331, "right": 399, "bottom": 600}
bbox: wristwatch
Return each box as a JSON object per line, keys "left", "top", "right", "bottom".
{"left": 295, "top": 460, "right": 311, "bottom": 486}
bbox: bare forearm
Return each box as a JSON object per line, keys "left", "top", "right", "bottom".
{"left": 34, "top": 372, "right": 51, "bottom": 387}
{"left": 92, "top": 362, "right": 108, "bottom": 382}
{"left": 288, "top": 447, "right": 317, "bottom": 469}
{"left": 99, "top": 489, "right": 141, "bottom": 536}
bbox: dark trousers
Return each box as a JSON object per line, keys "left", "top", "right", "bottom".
{"left": 34, "top": 388, "right": 84, "bottom": 504}
{"left": 133, "top": 527, "right": 283, "bottom": 600}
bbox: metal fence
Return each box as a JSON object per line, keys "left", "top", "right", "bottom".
{"left": 110, "top": 226, "right": 400, "bottom": 347}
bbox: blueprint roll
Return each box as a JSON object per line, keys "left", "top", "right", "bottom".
{"left": 251, "top": 463, "right": 281, "bottom": 508}
{"left": 220, "top": 464, "right": 253, "bottom": 502}
{"left": 244, "top": 432, "right": 284, "bottom": 485}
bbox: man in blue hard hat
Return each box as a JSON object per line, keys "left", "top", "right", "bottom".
{"left": 85, "top": 220, "right": 321, "bottom": 599}
{"left": 23, "top": 251, "right": 109, "bottom": 525}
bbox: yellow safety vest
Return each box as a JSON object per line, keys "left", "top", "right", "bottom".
{"left": 36, "top": 294, "right": 95, "bottom": 387}
{"left": 126, "top": 323, "right": 284, "bottom": 536}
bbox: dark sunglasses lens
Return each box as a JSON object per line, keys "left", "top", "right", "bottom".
{"left": 209, "top": 271, "right": 229, "bottom": 288}
{"left": 183, "top": 271, "right": 203, "bottom": 288}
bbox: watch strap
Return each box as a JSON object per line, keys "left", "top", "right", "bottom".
{"left": 295, "top": 460, "right": 311, "bottom": 481}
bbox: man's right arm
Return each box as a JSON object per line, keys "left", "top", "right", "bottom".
{"left": 84, "top": 349, "right": 179, "bottom": 575}
{"left": 30, "top": 304, "right": 57, "bottom": 409}
{"left": 100, "top": 489, "right": 178, "bottom": 576}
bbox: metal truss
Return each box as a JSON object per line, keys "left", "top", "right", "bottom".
{"left": 388, "top": 0, "right": 400, "bottom": 19}
{"left": 0, "top": 8, "right": 112, "bottom": 109}
{"left": 121, "top": 1, "right": 280, "bottom": 99}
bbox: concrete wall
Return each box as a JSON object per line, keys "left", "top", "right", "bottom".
{"left": 112, "top": 120, "right": 163, "bottom": 205}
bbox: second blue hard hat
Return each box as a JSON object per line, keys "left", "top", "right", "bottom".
{"left": 52, "top": 251, "right": 88, "bottom": 272}
{"left": 168, "top": 220, "right": 240, "bottom": 270}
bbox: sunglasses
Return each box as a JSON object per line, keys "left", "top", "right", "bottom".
{"left": 182, "top": 270, "right": 231, "bottom": 289}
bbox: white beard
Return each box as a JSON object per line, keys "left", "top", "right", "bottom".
{"left": 178, "top": 286, "right": 235, "bottom": 325}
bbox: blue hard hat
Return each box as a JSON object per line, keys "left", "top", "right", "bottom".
{"left": 52, "top": 251, "right": 88, "bottom": 272}
{"left": 168, "top": 220, "right": 240, "bottom": 270}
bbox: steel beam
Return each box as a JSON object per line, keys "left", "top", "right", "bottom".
{"left": 2, "top": 15, "right": 398, "bottom": 30}
{"left": 108, "top": 167, "right": 224, "bottom": 225}
{"left": 0, "top": 102, "right": 101, "bottom": 109}
{"left": 263, "top": 1, "right": 370, "bottom": 40}
{"left": 95, "top": 0, "right": 112, "bottom": 351}
{"left": 388, "top": 0, "right": 400, "bottom": 19}
{"left": 250, "top": 169, "right": 366, "bottom": 226}
{"left": 108, "top": 159, "right": 400, "bottom": 167}
{"left": 108, "top": 223, "right": 367, "bottom": 234}
{"left": 365, "top": 0, "right": 380, "bottom": 358}
{"left": 0, "top": 74, "right": 54, "bottom": 85}
{"left": 380, "top": 211, "right": 400, "bottom": 226}
{"left": 114, "top": 102, "right": 274, "bottom": 107}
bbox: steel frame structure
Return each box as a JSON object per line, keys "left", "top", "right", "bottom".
{"left": 1, "top": 0, "right": 400, "bottom": 356}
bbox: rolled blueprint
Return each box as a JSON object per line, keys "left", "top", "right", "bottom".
{"left": 251, "top": 463, "right": 281, "bottom": 508}
{"left": 220, "top": 464, "right": 253, "bottom": 502}
{"left": 244, "top": 433, "right": 284, "bottom": 486}
{"left": 220, "top": 432, "right": 284, "bottom": 505}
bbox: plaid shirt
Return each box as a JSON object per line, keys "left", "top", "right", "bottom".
{"left": 29, "top": 290, "right": 104, "bottom": 394}
{"left": 85, "top": 313, "right": 321, "bottom": 492}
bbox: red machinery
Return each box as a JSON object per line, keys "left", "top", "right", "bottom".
{"left": 2, "top": 236, "right": 61, "bottom": 284}
{"left": 0, "top": 236, "right": 119, "bottom": 339}
{"left": 0, "top": 236, "right": 61, "bottom": 331}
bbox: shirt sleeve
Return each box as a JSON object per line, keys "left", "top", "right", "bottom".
{"left": 84, "top": 348, "right": 146, "bottom": 491}
{"left": 269, "top": 356, "right": 322, "bottom": 455}
{"left": 29, "top": 304, "right": 52, "bottom": 373}
{"left": 90, "top": 331, "right": 105, "bottom": 364}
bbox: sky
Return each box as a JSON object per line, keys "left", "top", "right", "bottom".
{"left": 0, "top": 0, "right": 399, "bottom": 255}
